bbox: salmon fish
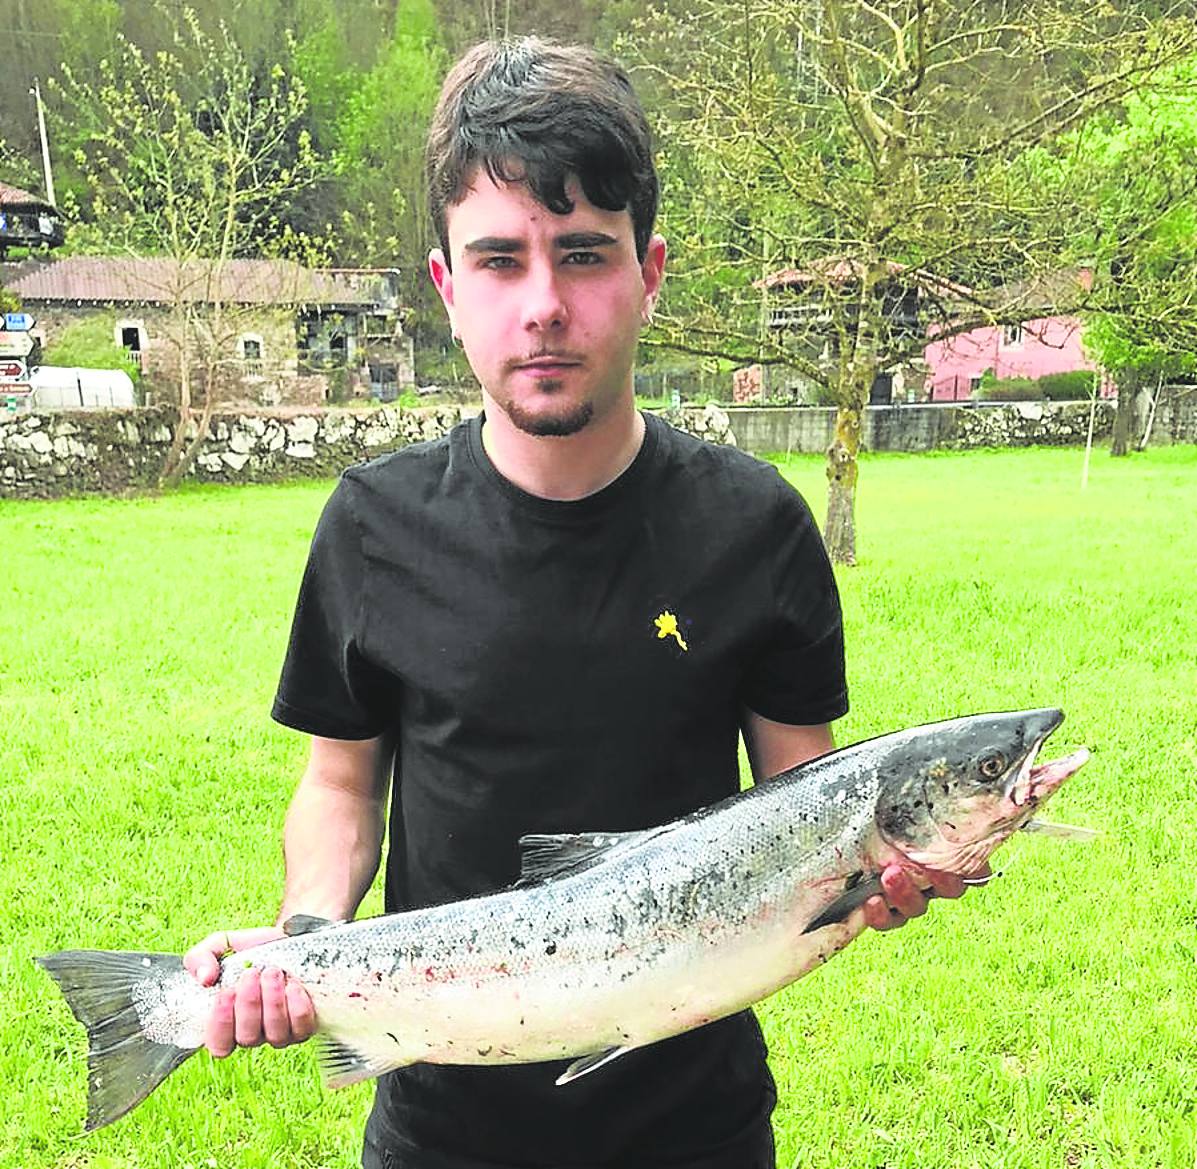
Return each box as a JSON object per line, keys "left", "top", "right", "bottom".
{"left": 38, "top": 707, "right": 1090, "bottom": 1131}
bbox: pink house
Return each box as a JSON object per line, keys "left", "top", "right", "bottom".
{"left": 923, "top": 314, "right": 1102, "bottom": 400}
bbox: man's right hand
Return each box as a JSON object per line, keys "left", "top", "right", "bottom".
{"left": 183, "top": 927, "right": 317, "bottom": 1058}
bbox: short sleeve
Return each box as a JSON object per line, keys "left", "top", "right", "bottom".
{"left": 271, "top": 478, "right": 396, "bottom": 739}
{"left": 740, "top": 472, "right": 848, "bottom": 725}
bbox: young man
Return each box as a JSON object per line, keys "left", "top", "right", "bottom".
{"left": 186, "top": 38, "right": 963, "bottom": 1169}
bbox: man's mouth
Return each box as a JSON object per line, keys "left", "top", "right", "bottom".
{"left": 516, "top": 355, "right": 582, "bottom": 374}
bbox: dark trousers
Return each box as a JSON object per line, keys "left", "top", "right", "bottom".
{"left": 361, "top": 1109, "right": 776, "bottom": 1169}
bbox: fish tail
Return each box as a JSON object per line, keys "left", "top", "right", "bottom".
{"left": 36, "top": 949, "right": 200, "bottom": 1131}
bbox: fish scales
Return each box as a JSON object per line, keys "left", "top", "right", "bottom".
{"left": 248, "top": 768, "right": 868, "bottom": 1063}
{"left": 37, "top": 708, "right": 1091, "bottom": 1131}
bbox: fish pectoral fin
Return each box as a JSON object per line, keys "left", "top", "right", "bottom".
{"left": 802, "top": 874, "right": 884, "bottom": 934}
{"left": 1022, "top": 819, "right": 1100, "bottom": 842}
{"left": 514, "top": 829, "right": 654, "bottom": 886}
{"left": 555, "top": 1046, "right": 632, "bottom": 1086}
{"left": 316, "top": 1036, "right": 400, "bottom": 1090}
{"left": 282, "top": 914, "right": 342, "bottom": 937}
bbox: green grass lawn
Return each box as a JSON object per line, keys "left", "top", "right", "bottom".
{"left": 3, "top": 445, "right": 1194, "bottom": 1168}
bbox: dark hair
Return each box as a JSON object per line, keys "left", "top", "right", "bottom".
{"left": 426, "top": 38, "right": 659, "bottom": 263}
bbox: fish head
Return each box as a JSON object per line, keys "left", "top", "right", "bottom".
{"left": 872, "top": 708, "right": 1089, "bottom": 874}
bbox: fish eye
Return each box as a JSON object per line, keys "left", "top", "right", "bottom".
{"left": 979, "top": 753, "right": 1007, "bottom": 780}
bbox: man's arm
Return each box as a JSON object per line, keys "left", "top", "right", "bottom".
{"left": 278, "top": 732, "right": 394, "bottom": 922}
{"left": 184, "top": 733, "right": 394, "bottom": 1056}
{"left": 741, "top": 709, "right": 965, "bottom": 932}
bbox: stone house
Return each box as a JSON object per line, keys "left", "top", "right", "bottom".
{"left": 3, "top": 256, "right": 414, "bottom": 407}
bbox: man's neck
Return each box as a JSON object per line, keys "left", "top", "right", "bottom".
{"left": 480, "top": 399, "right": 645, "bottom": 501}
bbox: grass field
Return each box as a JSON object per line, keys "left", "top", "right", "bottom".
{"left": 3, "top": 445, "right": 1195, "bottom": 1169}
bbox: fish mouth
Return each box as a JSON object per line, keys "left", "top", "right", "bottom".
{"left": 1012, "top": 742, "right": 1091, "bottom": 808}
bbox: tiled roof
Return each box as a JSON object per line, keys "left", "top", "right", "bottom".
{"left": 0, "top": 182, "right": 55, "bottom": 210}
{"left": 761, "top": 258, "right": 974, "bottom": 298}
{"left": 8, "top": 256, "right": 380, "bottom": 307}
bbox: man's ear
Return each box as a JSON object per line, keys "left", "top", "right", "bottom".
{"left": 640, "top": 234, "right": 667, "bottom": 321}
{"left": 428, "top": 248, "right": 455, "bottom": 319}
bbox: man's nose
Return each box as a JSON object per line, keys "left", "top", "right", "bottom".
{"left": 521, "top": 264, "right": 569, "bottom": 332}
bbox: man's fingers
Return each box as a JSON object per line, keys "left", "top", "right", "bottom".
{"left": 867, "top": 862, "right": 989, "bottom": 933}
{"left": 188, "top": 929, "right": 314, "bottom": 1056}
{"left": 226, "top": 926, "right": 291, "bottom": 951}
{"left": 184, "top": 931, "right": 232, "bottom": 986}
{"left": 234, "top": 969, "right": 266, "bottom": 1049}
{"left": 862, "top": 894, "right": 900, "bottom": 931}
{"left": 260, "top": 968, "right": 292, "bottom": 1048}
{"left": 185, "top": 927, "right": 286, "bottom": 987}
{"left": 205, "top": 987, "right": 237, "bottom": 1059}
{"left": 925, "top": 869, "right": 967, "bottom": 900}
{"left": 879, "top": 866, "right": 929, "bottom": 920}
{"left": 286, "top": 979, "right": 318, "bottom": 1043}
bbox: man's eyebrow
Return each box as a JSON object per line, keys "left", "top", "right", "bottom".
{"left": 462, "top": 232, "right": 620, "bottom": 254}
{"left": 463, "top": 236, "right": 523, "bottom": 254}
{"left": 556, "top": 232, "right": 618, "bottom": 249}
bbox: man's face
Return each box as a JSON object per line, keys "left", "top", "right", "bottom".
{"left": 428, "top": 169, "right": 665, "bottom": 437}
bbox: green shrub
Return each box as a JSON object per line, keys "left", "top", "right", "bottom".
{"left": 1038, "top": 369, "right": 1097, "bottom": 399}
{"left": 978, "top": 370, "right": 1096, "bottom": 401}
{"left": 42, "top": 315, "right": 141, "bottom": 381}
{"left": 979, "top": 377, "right": 1039, "bottom": 400}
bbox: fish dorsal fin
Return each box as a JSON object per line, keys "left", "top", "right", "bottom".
{"left": 555, "top": 1046, "right": 632, "bottom": 1086}
{"left": 282, "top": 913, "right": 340, "bottom": 937}
{"left": 515, "top": 830, "right": 647, "bottom": 886}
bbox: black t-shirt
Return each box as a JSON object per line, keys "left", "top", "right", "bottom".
{"left": 272, "top": 412, "right": 847, "bottom": 1168}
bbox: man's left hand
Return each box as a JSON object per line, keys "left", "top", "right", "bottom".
{"left": 863, "top": 864, "right": 975, "bottom": 931}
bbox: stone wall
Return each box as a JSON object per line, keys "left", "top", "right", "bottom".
{"left": 724, "top": 400, "right": 1119, "bottom": 454}
{"left": 1153, "top": 386, "right": 1197, "bottom": 444}
{"left": 0, "top": 405, "right": 471, "bottom": 498}
{"left": 2, "top": 395, "right": 1191, "bottom": 499}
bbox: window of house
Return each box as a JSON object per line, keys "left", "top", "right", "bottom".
{"left": 240, "top": 334, "right": 264, "bottom": 372}
{"left": 115, "top": 320, "right": 147, "bottom": 368}
{"left": 1001, "top": 323, "right": 1023, "bottom": 347}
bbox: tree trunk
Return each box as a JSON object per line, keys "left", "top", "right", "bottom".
{"left": 164, "top": 366, "right": 218, "bottom": 487}
{"left": 159, "top": 308, "right": 192, "bottom": 485}
{"left": 824, "top": 405, "right": 862, "bottom": 565}
{"left": 1110, "top": 382, "right": 1134, "bottom": 457}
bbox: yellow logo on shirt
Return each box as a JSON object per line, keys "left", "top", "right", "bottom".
{"left": 654, "top": 610, "right": 688, "bottom": 652}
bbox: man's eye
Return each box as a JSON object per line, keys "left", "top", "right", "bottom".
{"left": 482, "top": 256, "right": 517, "bottom": 270}
{"left": 564, "top": 252, "right": 601, "bottom": 265}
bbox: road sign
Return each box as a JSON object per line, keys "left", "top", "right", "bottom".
{"left": 3, "top": 387, "right": 33, "bottom": 415}
{"left": 0, "top": 359, "right": 28, "bottom": 380}
{"left": 3, "top": 312, "right": 34, "bottom": 331}
{"left": 0, "top": 331, "right": 35, "bottom": 358}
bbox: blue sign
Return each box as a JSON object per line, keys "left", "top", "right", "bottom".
{"left": 4, "top": 313, "right": 34, "bottom": 331}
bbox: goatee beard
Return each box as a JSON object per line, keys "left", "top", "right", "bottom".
{"left": 504, "top": 394, "right": 594, "bottom": 437}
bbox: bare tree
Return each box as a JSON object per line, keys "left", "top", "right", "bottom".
{"left": 56, "top": 3, "right": 321, "bottom": 485}
{"left": 624, "top": 0, "right": 1197, "bottom": 562}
